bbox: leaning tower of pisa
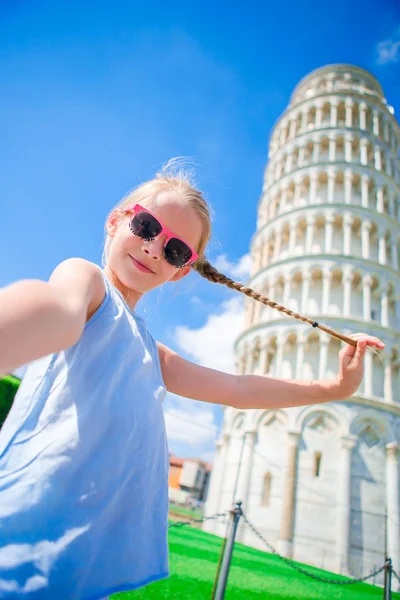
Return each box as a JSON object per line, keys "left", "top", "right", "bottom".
{"left": 204, "top": 65, "right": 400, "bottom": 584}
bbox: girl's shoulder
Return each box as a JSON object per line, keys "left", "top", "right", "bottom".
{"left": 50, "top": 258, "right": 106, "bottom": 324}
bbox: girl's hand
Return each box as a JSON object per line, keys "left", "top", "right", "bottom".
{"left": 336, "top": 333, "right": 385, "bottom": 399}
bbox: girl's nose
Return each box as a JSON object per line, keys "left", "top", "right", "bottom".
{"left": 141, "top": 235, "right": 166, "bottom": 261}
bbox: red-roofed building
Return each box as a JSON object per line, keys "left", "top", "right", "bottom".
{"left": 168, "top": 454, "right": 212, "bottom": 502}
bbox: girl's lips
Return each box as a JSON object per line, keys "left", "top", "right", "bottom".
{"left": 130, "top": 256, "right": 154, "bottom": 273}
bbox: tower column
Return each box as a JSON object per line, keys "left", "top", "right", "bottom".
{"left": 322, "top": 268, "right": 331, "bottom": 313}
{"left": 343, "top": 269, "right": 352, "bottom": 316}
{"left": 344, "top": 169, "right": 352, "bottom": 204}
{"left": 288, "top": 219, "right": 297, "bottom": 253}
{"left": 301, "top": 271, "right": 310, "bottom": 314}
{"left": 364, "top": 345, "right": 373, "bottom": 397}
{"left": 262, "top": 239, "right": 269, "bottom": 267}
{"left": 384, "top": 119, "right": 390, "bottom": 143}
{"left": 210, "top": 433, "right": 231, "bottom": 524}
{"left": 377, "top": 186, "right": 385, "bottom": 213}
{"left": 386, "top": 443, "right": 400, "bottom": 583}
{"left": 359, "top": 103, "right": 367, "bottom": 130}
{"left": 299, "top": 144, "right": 306, "bottom": 166}
{"left": 240, "top": 348, "right": 250, "bottom": 375}
{"left": 279, "top": 127, "right": 286, "bottom": 147}
{"left": 378, "top": 229, "right": 387, "bottom": 265}
{"left": 281, "top": 186, "right": 288, "bottom": 212}
{"left": 329, "top": 136, "right": 336, "bottom": 161}
{"left": 395, "top": 284, "right": 400, "bottom": 325}
{"left": 253, "top": 244, "right": 261, "bottom": 271}
{"left": 325, "top": 215, "right": 334, "bottom": 253}
{"left": 360, "top": 138, "right": 368, "bottom": 165}
{"left": 381, "top": 282, "right": 389, "bottom": 327}
{"left": 386, "top": 152, "right": 392, "bottom": 177}
{"left": 309, "top": 172, "right": 317, "bottom": 204}
{"left": 361, "top": 174, "right": 369, "bottom": 208}
{"left": 316, "top": 104, "right": 323, "bottom": 129}
{"left": 294, "top": 179, "right": 301, "bottom": 207}
{"left": 278, "top": 431, "right": 301, "bottom": 558}
{"left": 388, "top": 189, "right": 395, "bottom": 218}
{"left": 235, "top": 430, "right": 257, "bottom": 511}
{"left": 343, "top": 213, "right": 352, "bottom": 255}
{"left": 384, "top": 352, "right": 393, "bottom": 403}
{"left": 289, "top": 119, "right": 296, "bottom": 138}
{"left": 373, "top": 109, "right": 380, "bottom": 136}
{"left": 312, "top": 140, "right": 320, "bottom": 163}
{"left": 327, "top": 168, "right": 335, "bottom": 203}
{"left": 330, "top": 102, "right": 338, "bottom": 127}
{"left": 336, "top": 435, "right": 358, "bottom": 574}
{"left": 306, "top": 216, "right": 315, "bottom": 252}
{"left": 285, "top": 154, "right": 293, "bottom": 174}
{"left": 375, "top": 147, "right": 382, "bottom": 171}
{"left": 274, "top": 225, "right": 283, "bottom": 260}
{"left": 363, "top": 275, "right": 373, "bottom": 322}
{"left": 345, "top": 99, "right": 353, "bottom": 127}
{"left": 344, "top": 134, "right": 353, "bottom": 162}
{"left": 361, "top": 221, "right": 372, "bottom": 259}
{"left": 391, "top": 235, "right": 399, "bottom": 270}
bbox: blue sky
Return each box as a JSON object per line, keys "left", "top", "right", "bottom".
{"left": 1, "top": 0, "right": 399, "bottom": 461}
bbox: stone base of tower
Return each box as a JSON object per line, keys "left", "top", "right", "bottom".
{"left": 277, "top": 539, "right": 293, "bottom": 558}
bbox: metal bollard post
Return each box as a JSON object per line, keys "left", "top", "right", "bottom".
{"left": 383, "top": 558, "right": 392, "bottom": 600}
{"left": 213, "top": 502, "right": 243, "bottom": 600}
{"left": 210, "top": 536, "right": 227, "bottom": 600}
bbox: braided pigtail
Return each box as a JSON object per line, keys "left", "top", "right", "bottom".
{"left": 194, "top": 258, "right": 363, "bottom": 349}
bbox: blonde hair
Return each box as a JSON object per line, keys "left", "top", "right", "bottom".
{"left": 102, "top": 160, "right": 211, "bottom": 267}
{"left": 104, "top": 160, "right": 365, "bottom": 350}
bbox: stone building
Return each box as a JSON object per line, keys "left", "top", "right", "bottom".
{"left": 203, "top": 64, "right": 400, "bottom": 586}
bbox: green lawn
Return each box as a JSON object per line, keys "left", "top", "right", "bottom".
{"left": 0, "top": 374, "right": 20, "bottom": 428}
{"left": 114, "top": 522, "right": 399, "bottom": 599}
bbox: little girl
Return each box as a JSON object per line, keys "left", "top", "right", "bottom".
{"left": 0, "top": 163, "right": 384, "bottom": 600}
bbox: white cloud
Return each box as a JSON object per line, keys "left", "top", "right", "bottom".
{"left": 212, "top": 253, "right": 251, "bottom": 280}
{"left": 377, "top": 30, "right": 400, "bottom": 64}
{"left": 164, "top": 393, "right": 218, "bottom": 448}
{"left": 174, "top": 296, "right": 244, "bottom": 373}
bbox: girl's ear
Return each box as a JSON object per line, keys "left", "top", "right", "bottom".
{"left": 106, "top": 210, "right": 122, "bottom": 238}
{"left": 169, "top": 266, "right": 191, "bottom": 282}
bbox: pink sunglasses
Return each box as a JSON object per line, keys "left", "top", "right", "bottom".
{"left": 122, "top": 204, "right": 199, "bottom": 268}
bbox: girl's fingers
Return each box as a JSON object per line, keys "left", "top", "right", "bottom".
{"left": 349, "top": 333, "right": 385, "bottom": 348}
{"left": 341, "top": 338, "right": 368, "bottom": 364}
{"left": 354, "top": 339, "right": 367, "bottom": 362}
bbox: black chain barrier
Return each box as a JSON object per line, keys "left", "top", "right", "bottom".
{"left": 167, "top": 507, "right": 398, "bottom": 598}
{"left": 241, "top": 511, "right": 387, "bottom": 586}
{"left": 168, "top": 511, "right": 229, "bottom": 529}
{"left": 393, "top": 567, "right": 400, "bottom": 584}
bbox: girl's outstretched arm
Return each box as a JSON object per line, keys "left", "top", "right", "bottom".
{"left": 0, "top": 258, "right": 105, "bottom": 376}
{"left": 157, "top": 334, "right": 384, "bottom": 410}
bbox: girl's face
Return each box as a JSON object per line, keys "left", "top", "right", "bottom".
{"left": 105, "top": 191, "right": 204, "bottom": 307}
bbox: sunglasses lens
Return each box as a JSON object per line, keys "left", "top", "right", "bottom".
{"left": 131, "top": 211, "right": 162, "bottom": 240}
{"left": 165, "top": 238, "right": 193, "bottom": 267}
